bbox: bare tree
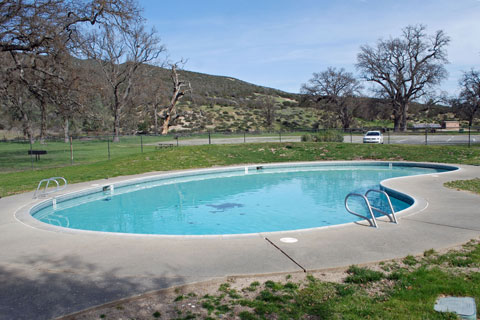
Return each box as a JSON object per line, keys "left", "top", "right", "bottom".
{"left": 1, "top": 0, "right": 139, "bottom": 53}
{"left": 356, "top": 25, "right": 449, "bottom": 131}
{"left": 161, "top": 62, "right": 191, "bottom": 135}
{"left": 52, "top": 56, "right": 86, "bottom": 142}
{"left": 81, "top": 21, "right": 165, "bottom": 141}
{"left": 0, "top": 54, "right": 37, "bottom": 143}
{"left": 301, "top": 67, "right": 362, "bottom": 130}
{"left": 262, "top": 97, "right": 277, "bottom": 128}
{"left": 454, "top": 69, "right": 480, "bottom": 126}
{"left": 1, "top": 0, "right": 142, "bottom": 142}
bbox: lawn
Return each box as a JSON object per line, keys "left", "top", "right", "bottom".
{"left": 1, "top": 142, "right": 479, "bottom": 197}
{"left": 0, "top": 135, "right": 174, "bottom": 172}
{"left": 445, "top": 178, "right": 480, "bottom": 195}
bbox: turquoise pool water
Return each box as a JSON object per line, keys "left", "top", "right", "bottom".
{"left": 32, "top": 163, "right": 452, "bottom": 235}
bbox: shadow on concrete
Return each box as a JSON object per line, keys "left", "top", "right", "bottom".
{"left": 0, "top": 253, "right": 184, "bottom": 320}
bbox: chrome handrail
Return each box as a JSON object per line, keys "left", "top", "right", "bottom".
{"left": 33, "top": 177, "right": 67, "bottom": 199}
{"left": 365, "top": 189, "right": 398, "bottom": 224}
{"left": 344, "top": 193, "right": 378, "bottom": 228}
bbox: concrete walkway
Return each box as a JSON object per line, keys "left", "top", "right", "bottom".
{"left": 0, "top": 161, "right": 479, "bottom": 319}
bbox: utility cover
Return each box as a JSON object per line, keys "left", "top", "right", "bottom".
{"left": 434, "top": 297, "right": 476, "bottom": 320}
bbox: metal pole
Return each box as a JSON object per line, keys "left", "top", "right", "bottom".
{"left": 176, "top": 136, "right": 179, "bottom": 147}
{"left": 30, "top": 140, "right": 34, "bottom": 170}
{"left": 141, "top": 135, "right": 143, "bottom": 153}
{"left": 350, "top": 129, "right": 353, "bottom": 143}
{"left": 107, "top": 138, "right": 111, "bottom": 160}
{"left": 244, "top": 131, "right": 246, "bottom": 143}
{"left": 279, "top": 131, "right": 282, "bottom": 142}
{"left": 208, "top": 132, "right": 211, "bottom": 145}
{"left": 425, "top": 128, "right": 428, "bottom": 145}
{"left": 388, "top": 130, "right": 390, "bottom": 144}
{"left": 70, "top": 136, "right": 74, "bottom": 165}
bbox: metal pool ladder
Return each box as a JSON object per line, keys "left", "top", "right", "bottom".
{"left": 344, "top": 189, "right": 398, "bottom": 228}
{"left": 33, "top": 177, "right": 67, "bottom": 199}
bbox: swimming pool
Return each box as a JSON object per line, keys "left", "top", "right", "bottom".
{"left": 30, "top": 162, "right": 456, "bottom": 236}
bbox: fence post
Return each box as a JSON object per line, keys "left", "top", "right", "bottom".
{"left": 350, "top": 129, "right": 353, "bottom": 143}
{"left": 30, "top": 140, "right": 34, "bottom": 170}
{"left": 244, "top": 131, "right": 246, "bottom": 143}
{"left": 388, "top": 130, "right": 390, "bottom": 144}
{"left": 176, "top": 135, "right": 179, "bottom": 147}
{"left": 70, "top": 136, "right": 74, "bottom": 165}
{"left": 140, "top": 135, "right": 143, "bottom": 153}
{"left": 107, "top": 137, "right": 111, "bottom": 160}
{"left": 425, "top": 128, "right": 428, "bottom": 145}
{"left": 279, "top": 131, "right": 282, "bottom": 142}
{"left": 208, "top": 132, "right": 211, "bottom": 145}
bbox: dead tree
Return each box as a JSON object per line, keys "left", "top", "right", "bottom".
{"left": 161, "top": 63, "right": 191, "bottom": 135}
{"left": 356, "top": 25, "right": 449, "bottom": 131}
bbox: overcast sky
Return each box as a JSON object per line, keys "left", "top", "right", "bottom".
{"left": 139, "top": 0, "right": 480, "bottom": 97}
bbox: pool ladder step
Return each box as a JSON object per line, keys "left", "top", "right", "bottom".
{"left": 344, "top": 189, "right": 398, "bottom": 228}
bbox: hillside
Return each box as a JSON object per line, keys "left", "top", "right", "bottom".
{"left": 127, "top": 63, "right": 455, "bottom": 133}
{"left": 1, "top": 58, "right": 457, "bottom": 139}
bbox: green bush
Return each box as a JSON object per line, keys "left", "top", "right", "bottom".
{"left": 301, "top": 134, "right": 314, "bottom": 142}
{"left": 316, "top": 130, "right": 344, "bottom": 142}
{"left": 301, "top": 130, "right": 344, "bottom": 143}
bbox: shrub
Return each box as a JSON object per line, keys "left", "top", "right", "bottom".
{"left": 301, "top": 134, "right": 314, "bottom": 142}
{"left": 301, "top": 130, "right": 344, "bottom": 142}
{"left": 316, "top": 130, "right": 344, "bottom": 142}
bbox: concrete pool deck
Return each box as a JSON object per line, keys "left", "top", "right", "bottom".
{"left": 0, "top": 161, "right": 479, "bottom": 319}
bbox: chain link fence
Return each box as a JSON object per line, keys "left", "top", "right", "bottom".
{"left": 1, "top": 127, "right": 479, "bottom": 172}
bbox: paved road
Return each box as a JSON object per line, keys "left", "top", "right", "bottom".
{"left": 160, "top": 134, "right": 480, "bottom": 146}
{"left": 346, "top": 134, "right": 479, "bottom": 145}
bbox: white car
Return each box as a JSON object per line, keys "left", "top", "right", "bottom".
{"left": 363, "top": 131, "right": 384, "bottom": 144}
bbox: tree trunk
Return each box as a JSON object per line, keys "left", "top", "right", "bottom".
{"left": 161, "top": 113, "right": 171, "bottom": 135}
{"left": 63, "top": 117, "right": 70, "bottom": 143}
{"left": 340, "top": 105, "right": 350, "bottom": 130}
{"left": 21, "top": 110, "right": 34, "bottom": 144}
{"left": 39, "top": 99, "right": 47, "bottom": 144}
{"left": 392, "top": 106, "right": 401, "bottom": 132}
{"left": 400, "top": 102, "right": 409, "bottom": 132}
{"left": 113, "top": 106, "right": 120, "bottom": 142}
{"left": 154, "top": 104, "right": 158, "bottom": 135}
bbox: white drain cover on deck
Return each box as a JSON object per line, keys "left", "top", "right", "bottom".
{"left": 280, "top": 237, "right": 298, "bottom": 243}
